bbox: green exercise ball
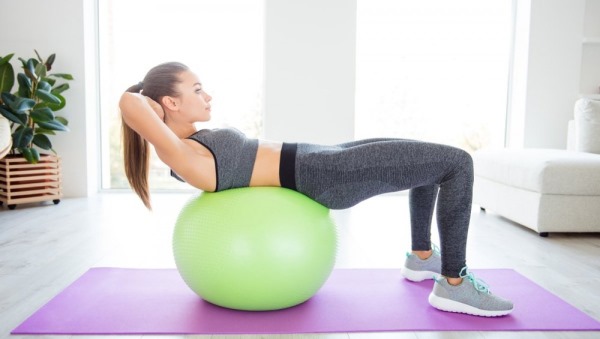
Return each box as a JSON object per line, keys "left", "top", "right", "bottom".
{"left": 172, "top": 187, "right": 337, "bottom": 311}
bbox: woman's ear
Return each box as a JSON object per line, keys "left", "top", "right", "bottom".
{"left": 161, "top": 96, "right": 179, "bottom": 111}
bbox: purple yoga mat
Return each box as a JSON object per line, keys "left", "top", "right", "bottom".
{"left": 12, "top": 268, "right": 600, "bottom": 334}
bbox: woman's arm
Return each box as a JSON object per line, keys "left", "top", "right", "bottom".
{"left": 119, "top": 92, "right": 216, "bottom": 191}
{"left": 119, "top": 93, "right": 185, "bottom": 163}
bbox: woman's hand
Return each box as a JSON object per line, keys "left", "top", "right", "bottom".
{"left": 144, "top": 96, "right": 165, "bottom": 121}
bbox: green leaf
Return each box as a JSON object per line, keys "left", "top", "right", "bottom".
{"left": 24, "top": 68, "right": 36, "bottom": 82}
{"left": 0, "top": 61, "right": 14, "bottom": 94}
{"left": 35, "top": 62, "right": 47, "bottom": 78}
{"left": 31, "top": 107, "right": 55, "bottom": 122}
{"left": 0, "top": 105, "right": 27, "bottom": 125}
{"left": 13, "top": 126, "right": 34, "bottom": 148}
{"left": 0, "top": 53, "right": 14, "bottom": 66}
{"left": 35, "top": 89, "right": 61, "bottom": 104}
{"left": 34, "top": 50, "right": 43, "bottom": 63}
{"left": 20, "top": 147, "right": 40, "bottom": 164}
{"left": 11, "top": 97, "right": 36, "bottom": 113}
{"left": 55, "top": 116, "right": 68, "bottom": 126}
{"left": 42, "top": 76, "right": 56, "bottom": 87}
{"left": 1, "top": 92, "right": 16, "bottom": 106}
{"left": 33, "top": 133, "right": 52, "bottom": 150}
{"left": 17, "top": 73, "right": 32, "bottom": 97}
{"left": 37, "top": 80, "right": 51, "bottom": 92}
{"left": 35, "top": 127, "right": 56, "bottom": 135}
{"left": 37, "top": 119, "right": 69, "bottom": 132}
{"left": 50, "top": 73, "right": 74, "bottom": 80}
{"left": 52, "top": 83, "right": 69, "bottom": 94}
{"left": 46, "top": 53, "right": 56, "bottom": 71}
{"left": 46, "top": 93, "right": 66, "bottom": 111}
{"left": 24, "top": 58, "right": 37, "bottom": 81}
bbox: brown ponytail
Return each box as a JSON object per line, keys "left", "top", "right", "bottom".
{"left": 121, "top": 62, "right": 190, "bottom": 209}
{"left": 122, "top": 82, "right": 152, "bottom": 209}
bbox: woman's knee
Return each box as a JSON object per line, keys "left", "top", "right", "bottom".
{"left": 457, "top": 149, "right": 473, "bottom": 170}
{"left": 448, "top": 148, "right": 474, "bottom": 180}
{"left": 458, "top": 149, "right": 474, "bottom": 181}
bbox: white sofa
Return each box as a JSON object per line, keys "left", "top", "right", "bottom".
{"left": 473, "top": 98, "right": 600, "bottom": 236}
{"left": 1, "top": 115, "right": 11, "bottom": 159}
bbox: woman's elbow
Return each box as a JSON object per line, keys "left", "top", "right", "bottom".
{"left": 119, "top": 93, "right": 140, "bottom": 119}
{"left": 119, "top": 93, "right": 134, "bottom": 111}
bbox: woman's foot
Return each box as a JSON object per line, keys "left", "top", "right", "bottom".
{"left": 401, "top": 244, "right": 442, "bottom": 282}
{"left": 428, "top": 267, "right": 514, "bottom": 317}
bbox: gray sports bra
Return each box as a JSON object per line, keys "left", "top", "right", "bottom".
{"left": 170, "top": 128, "right": 259, "bottom": 191}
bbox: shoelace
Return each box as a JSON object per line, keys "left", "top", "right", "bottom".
{"left": 459, "top": 267, "right": 490, "bottom": 294}
{"left": 431, "top": 243, "right": 441, "bottom": 256}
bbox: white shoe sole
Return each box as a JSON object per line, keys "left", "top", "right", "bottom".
{"left": 428, "top": 293, "right": 513, "bottom": 317}
{"left": 401, "top": 267, "right": 440, "bottom": 282}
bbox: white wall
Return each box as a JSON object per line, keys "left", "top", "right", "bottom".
{"left": 264, "top": 0, "right": 356, "bottom": 144}
{"left": 580, "top": 0, "right": 600, "bottom": 95}
{"left": 0, "top": 0, "right": 98, "bottom": 198}
{"left": 506, "top": 0, "right": 531, "bottom": 149}
{"left": 508, "top": 0, "right": 587, "bottom": 149}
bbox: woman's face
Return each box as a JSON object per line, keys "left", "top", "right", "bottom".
{"left": 173, "top": 70, "right": 212, "bottom": 122}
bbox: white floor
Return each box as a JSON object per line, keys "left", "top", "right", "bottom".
{"left": 1, "top": 192, "right": 599, "bottom": 339}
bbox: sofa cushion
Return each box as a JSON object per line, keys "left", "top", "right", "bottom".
{"left": 574, "top": 98, "right": 600, "bottom": 154}
{"left": 1, "top": 115, "right": 12, "bottom": 159}
{"left": 473, "top": 149, "right": 600, "bottom": 195}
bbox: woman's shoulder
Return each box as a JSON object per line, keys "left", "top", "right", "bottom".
{"left": 187, "top": 127, "right": 246, "bottom": 141}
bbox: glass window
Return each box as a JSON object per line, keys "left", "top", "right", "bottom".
{"left": 355, "top": 0, "right": 513, "bottom": 151}
{"left": 98, "top": 0, "right": 264, "bottom": 190}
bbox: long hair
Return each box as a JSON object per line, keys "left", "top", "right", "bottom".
{"left": 121, "top": 62, "right": 190, "bottom": 209}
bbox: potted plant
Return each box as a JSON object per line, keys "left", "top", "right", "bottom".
{"left": 0, "top": 50, "right": 73, "bottom": 209}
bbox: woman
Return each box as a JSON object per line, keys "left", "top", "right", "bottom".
{"left": 120, "top": 61, "right": 513, "bottom": 317}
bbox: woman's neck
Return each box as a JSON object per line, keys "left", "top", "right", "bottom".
{"left": 166, "top": 120, "right": 197, "bottom": 139}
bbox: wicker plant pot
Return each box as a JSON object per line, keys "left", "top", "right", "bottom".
{"left": 0, "top": 154, "right": 62, "bottom": 210}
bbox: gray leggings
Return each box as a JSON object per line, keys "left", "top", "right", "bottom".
{"left": 279, "top": 138, "right": 473, "bottom": 278}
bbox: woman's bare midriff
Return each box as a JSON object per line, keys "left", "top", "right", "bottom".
{"left": 250, "top": 140, "right": 283, "bottom": 187}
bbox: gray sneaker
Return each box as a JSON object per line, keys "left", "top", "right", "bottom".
{"left": 428, "top": 267, "right": 514, "bottom": 317}
{"left": 401, "top": 244, "right": 442, "bottom": 282}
